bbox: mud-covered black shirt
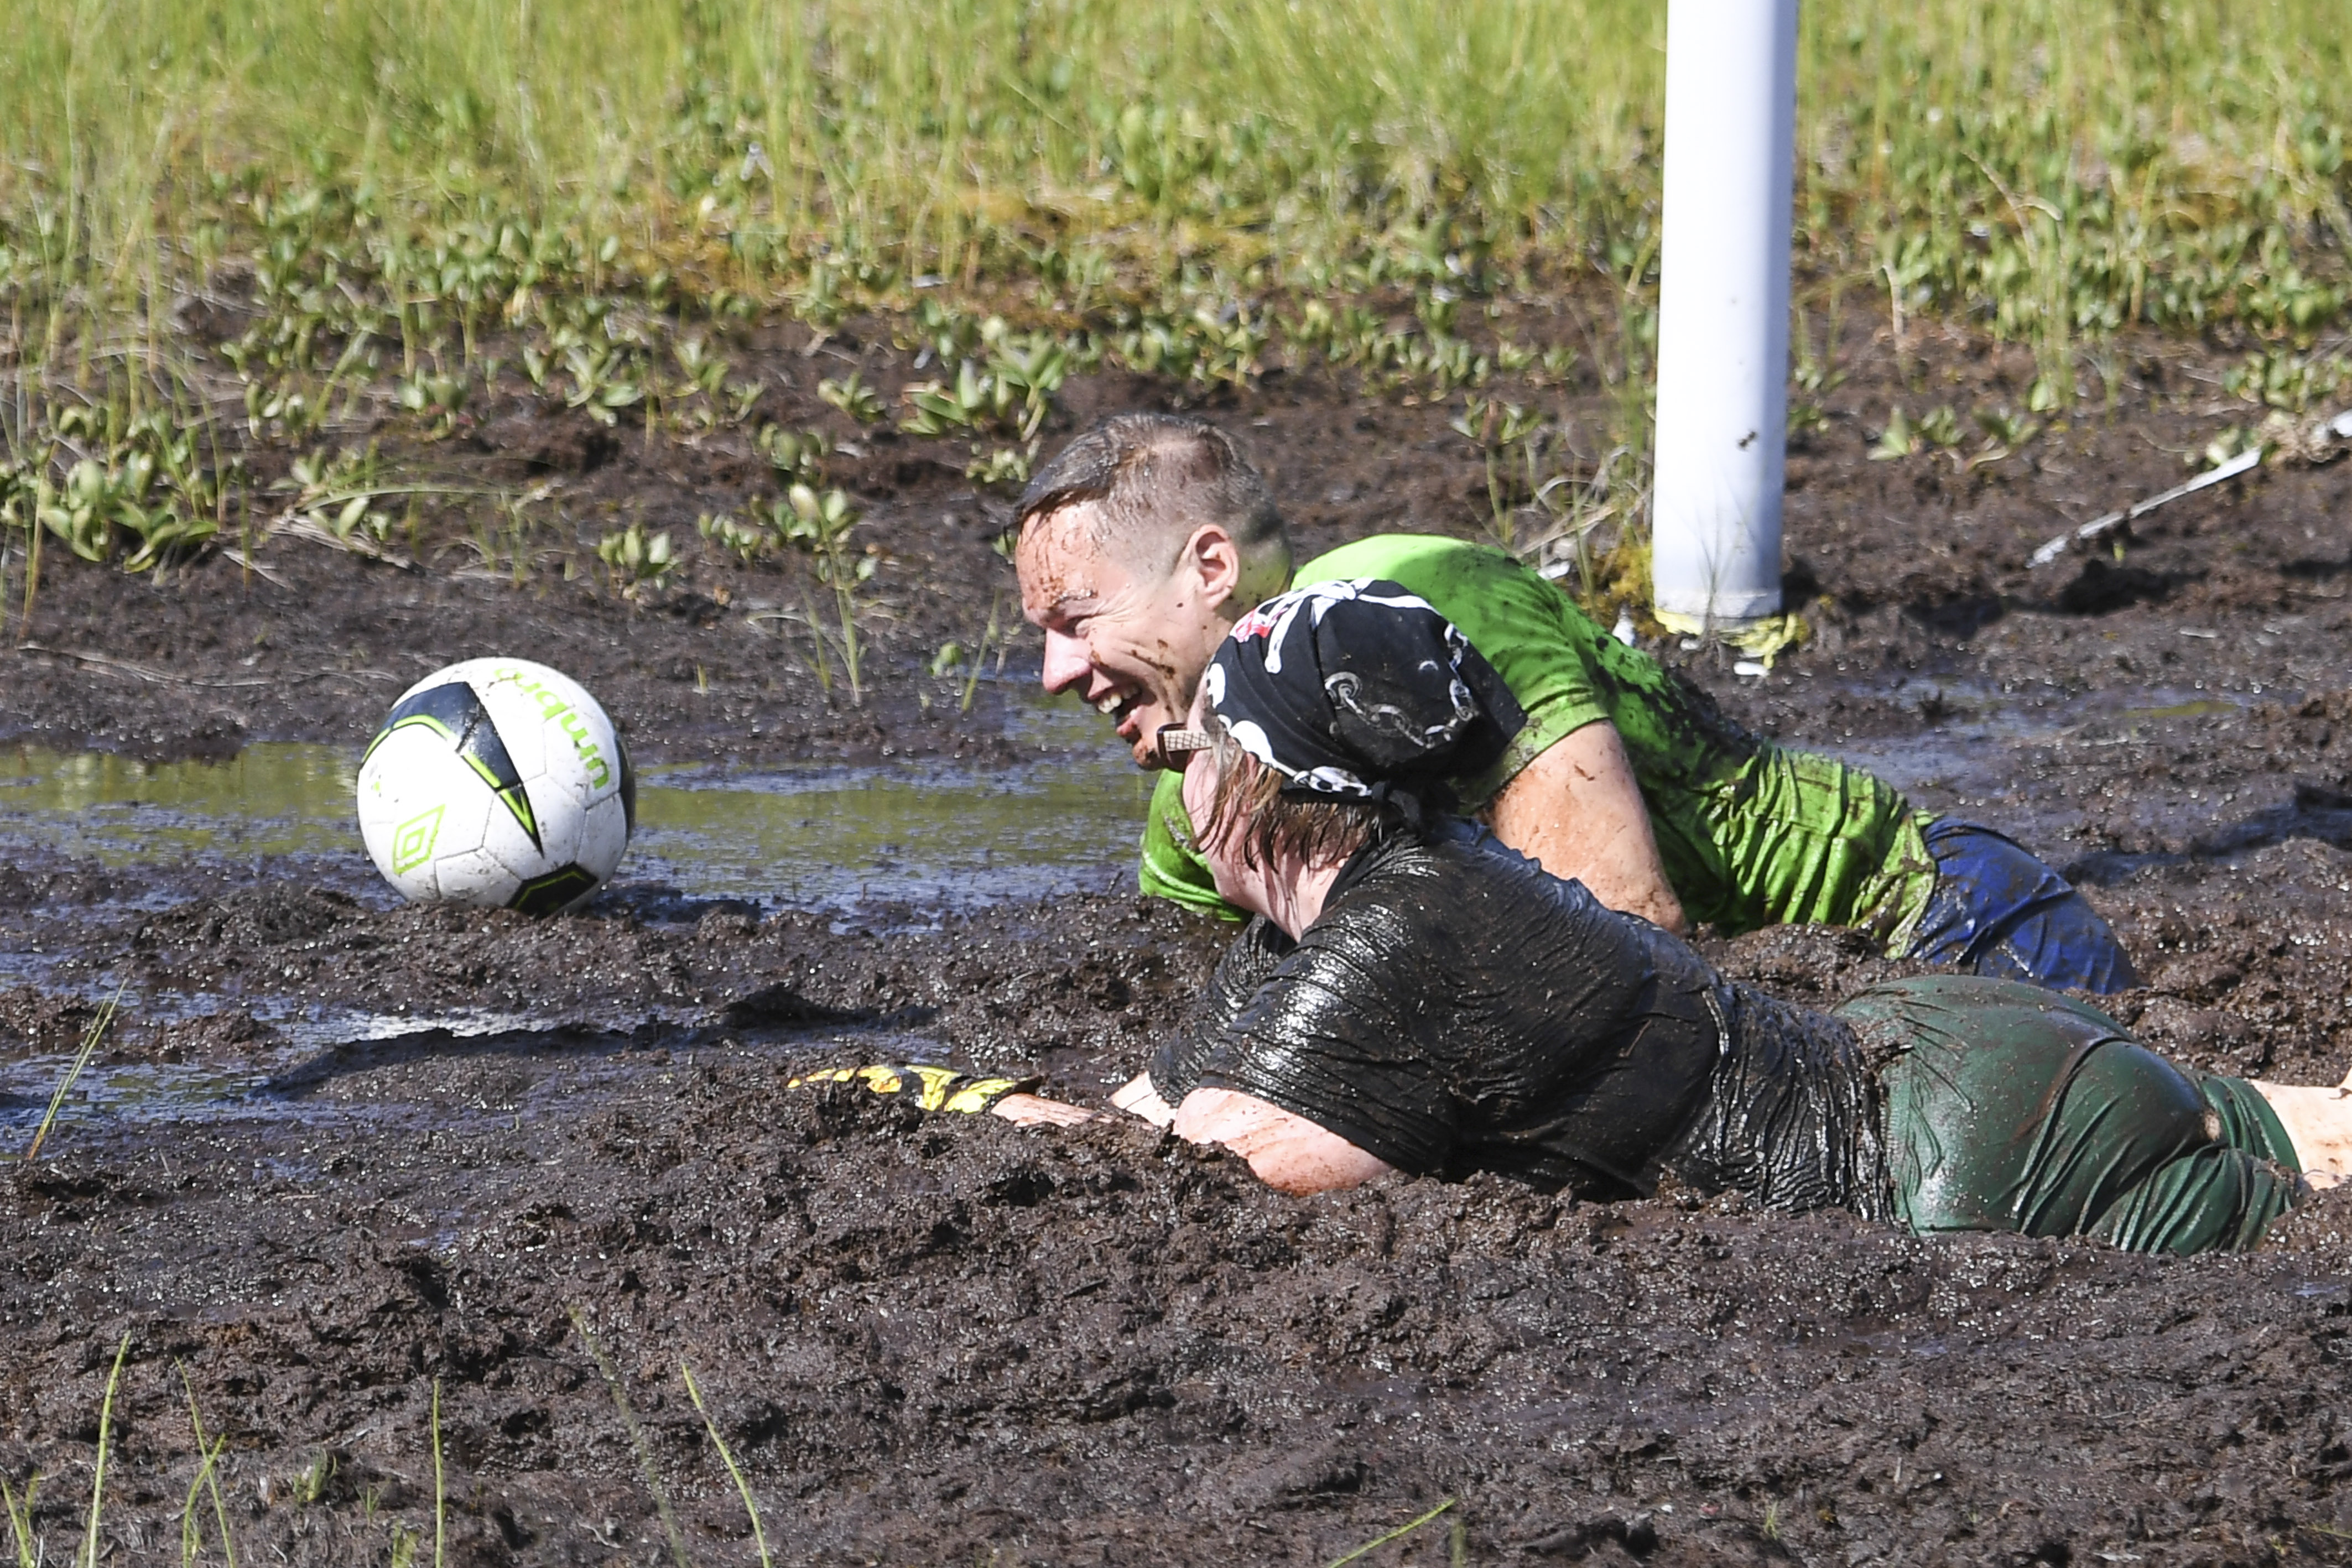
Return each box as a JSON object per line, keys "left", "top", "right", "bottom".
{"left": 1151, "top": 821, "right": 1889, "bottom": 1210}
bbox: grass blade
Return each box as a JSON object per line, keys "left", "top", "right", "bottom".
{"left": 1326, "top": 1498, "right": 1456, "bottom": 1568}
{"left": 431, "top": 1378, "right": 444, "bottom": 1568}
{"left": 681, "top": 1361, "right": 774, "bottom": 1568}
{"left": 570, "top": 1308, "right": 688, "bottom": 1568}
{"left": 24, "top": 977, "right": 127, "bottom": 1160}
{"left": 82, "top": 1333, "right": 132, "bottom": 1568}
{"left": 177, "top": 1435, "right": 229, "bottom": 1567}
{"left": 179, "top": 1366, "right": 238, "bottom": 1568}
{"left": 2, "top": 1472, "right": 41, "bottom": 1568}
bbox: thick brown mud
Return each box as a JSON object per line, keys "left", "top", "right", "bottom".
{"left": 4, "top": 318, "right": 2352, "bottom": 1564}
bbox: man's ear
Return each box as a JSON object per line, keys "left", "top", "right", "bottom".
{"left": 1181, "top": 523, "right": 1246, "bottom": 611}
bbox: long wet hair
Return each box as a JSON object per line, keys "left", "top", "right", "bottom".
{"left": 1196, "top": 726, "right": 1424, "bottom": 873}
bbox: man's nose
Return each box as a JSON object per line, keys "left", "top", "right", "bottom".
{"left": 1039, "top": 629, "right": 1094, "bottom": 693}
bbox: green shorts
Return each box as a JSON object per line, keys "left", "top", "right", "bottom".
{"left": 1837, "top": 976, "right": 2302, "bottom": 1255}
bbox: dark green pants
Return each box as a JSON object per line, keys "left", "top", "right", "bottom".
{"left": 1838, "top": 977, "right": 2301, "bottom": 1254}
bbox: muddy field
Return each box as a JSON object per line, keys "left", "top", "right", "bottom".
{"left": 4, "top": 314, "right": 2352, "bottom": 1565}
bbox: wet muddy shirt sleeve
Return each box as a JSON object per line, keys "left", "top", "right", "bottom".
{"left": 1183, "top": 911, "right": 1465, "bottom": 1174}
{"left": 1149, "top": 916, "right": 1297, "bottom": 1102}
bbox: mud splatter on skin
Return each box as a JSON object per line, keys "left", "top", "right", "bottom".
{"left": 2, "top": 322, "right": 2352, "bottom": 1561}
{"left": 1016, "top": 502, "right": 1227, "bottom": 766}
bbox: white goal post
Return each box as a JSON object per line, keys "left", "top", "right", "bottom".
{"left": 1649, "top": 0, "right": 1800, "bottom": 633}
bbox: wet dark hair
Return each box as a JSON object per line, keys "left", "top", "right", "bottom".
{"left": 1015, "top": 413, "right": 1289, "bottom": 576}
{"left": 1198, "top": 727, "right": 1416, "bottom": 874}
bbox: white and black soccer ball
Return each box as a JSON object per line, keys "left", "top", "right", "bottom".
{"left": 356, "top": 658, "right": 634, "bottom": 915}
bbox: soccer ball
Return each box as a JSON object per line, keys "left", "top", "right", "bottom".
{"left": 356, "top": 658, "right": 635, "bottom": 915}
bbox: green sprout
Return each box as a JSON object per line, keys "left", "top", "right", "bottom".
{"left": 681, "top": 1362, "right": 774, "bottom": 1568}
{"left": 22, "top": 979, "right": 126, "bottom": 1160}
{"left": 758, "top": 425, "right": 832, "bottom": 486}
{"left": 776, "top": 483, "right": 873, "bottom": 702}
{"left": 818, "top": 370, "right": 885, "bottom": 425}
{"left": 697, "top": 510, "right": 769, "bottom": 565}
{"left": 597, "top": 523, "right": 675, "bottom": 594}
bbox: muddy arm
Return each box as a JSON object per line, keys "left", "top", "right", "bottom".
{"left": 1488, "top": 721, "right": 1688, "bottom": 935}
{"left": 991, "top": 1077, "right": 1172, "bottom": 1128}
{"left": 1171, "top": 1087, "right": 1394, "bottom": 1194}
{"left": 998, "top": 1079, "right": 1392, "bottom": 1193}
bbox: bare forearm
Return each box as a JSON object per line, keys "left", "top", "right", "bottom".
{"left": 1505, "top": 812, "right": 1687, "bottom": 933}
{"left": 994, "top": 1075, "right": 1172, "bottom": 1129}
{"left": 1488, "top": 722, "right": 1687, "bottom": 934}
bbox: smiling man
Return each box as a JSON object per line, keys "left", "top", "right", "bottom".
{"left": 1013, "top": 411, "right": 2138, "bottom": 992}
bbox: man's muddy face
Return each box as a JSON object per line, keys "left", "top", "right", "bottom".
{"left": 1016, "top": 505, "right": 1227, "bottom": 768}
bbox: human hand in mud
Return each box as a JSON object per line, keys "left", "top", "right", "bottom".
{"left": 989, "top": 1093, "right": 1099, "bottom": 1128}
{"left": 1109, "top": 1072, "right": 1177, "bottom": 1127}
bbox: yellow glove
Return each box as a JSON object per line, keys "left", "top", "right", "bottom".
{"left": 787, "top": 1064, "right": 1039, "bottom": 1114}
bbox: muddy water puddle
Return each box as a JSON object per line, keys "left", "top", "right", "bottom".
{"left": 2, "top": 696, "right": 1135, "bottom": 1147}
{"left": 627, "top": 752, "right": 1152, "bottom": 909}
{"left": 1823, "top": 681, "right": 2249, "bottom": 831}
{"left": 0, "top": 692, "right": 1150, "bottom": 915}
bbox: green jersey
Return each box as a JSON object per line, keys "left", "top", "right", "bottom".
{"left": 1139, "top": 534, "right": 1938, "bottom": 946}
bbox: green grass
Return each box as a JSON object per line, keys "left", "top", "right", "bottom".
{"left": 1325, "top": 1497, "right": 1457, "bottom": 1567}
{"left": 80, "top": 1335, "right": 132, "bottom": 1568}
{"left": 0, "top": 1, "right": 2345, "bottom": 594}
{"left": 682, "top": 1360, "right": 776, "bottom": 1568}
{"left": 19, "top": 980, "right": 126, "bottom": 1161}
{"left": 569, "top": 1307, "right": 689, "bottom": 1568}
{"left": 178, "top": 1368, "right": 241, "bottom": 1568}
{"left": 3, "top": 0, "right": 2337, "bottom": 316}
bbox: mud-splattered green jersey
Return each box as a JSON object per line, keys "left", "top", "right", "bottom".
{"left": 1138, "top": 534, "right": 1939, "bottom": 946}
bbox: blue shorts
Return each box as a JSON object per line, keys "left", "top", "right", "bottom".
{"left": 1906, "top": 819, "right": 2139, "bottom": 994}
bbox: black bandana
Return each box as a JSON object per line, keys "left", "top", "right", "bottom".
{"left": 1204, "top": 579, "right": 1526, "bottom": 802}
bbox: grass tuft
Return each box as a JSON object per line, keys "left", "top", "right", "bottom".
{"left": 178, "top": 1367, "right": 240, "bottom": 1568}
{"left": 0, "top": 1, "right": 2345, "bottom": 614}
{"left": 1, "top": 1472, "right": 39, "bottom": 1568}
{"left": 22, "top": 977, "right": 126, "bottom": 1161}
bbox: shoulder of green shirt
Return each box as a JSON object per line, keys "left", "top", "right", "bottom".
{"left": 1297, "top": 535, "right": 1615, "bottom": 806}
{"left": 1139, "top": 534, "right": 1615, "bottom": 919}
{"left": 1138, "top": 768, "right": 1240, "bottom": 918}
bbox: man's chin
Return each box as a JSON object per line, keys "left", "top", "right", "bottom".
{"left": 1117, "top": 718, "right": 1171, "bottom": 769}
